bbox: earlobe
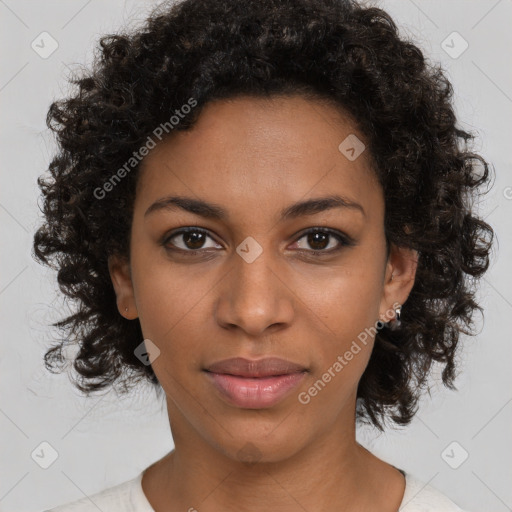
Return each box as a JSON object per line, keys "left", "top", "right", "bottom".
{"left": 107, "top": 254, "right": 138, "bottom": 320}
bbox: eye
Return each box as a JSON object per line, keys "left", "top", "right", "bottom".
{"left": 291, "top": 228, "right": 354, "bottom": 253}
{"left": 162, "top": 226, "right": 355, "bottom": 256}
{"left": 162, "top": 227, "right": 222, "bottom": 253}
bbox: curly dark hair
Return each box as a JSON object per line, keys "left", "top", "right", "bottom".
{"left": 33, "top": 0, "right": 495, "bottom": 431}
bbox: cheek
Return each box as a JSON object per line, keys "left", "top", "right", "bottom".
{"left": 297, "top": 293, "right": 378, "bottom": 416}
{"left": 130, "top": 257, "right": 212, "bottom": 379}
{"left": 304, "top": 263, "right": 384, "bottom": 344}
{"left": 298, "top": 263, "right": 383, "bottom": 395}
{"left": 130, "top": 240, "right": 212, "bottom": 336}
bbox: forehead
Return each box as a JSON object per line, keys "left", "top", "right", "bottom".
{"left": 135, "top": 95, "right": 383, "bottom": 224}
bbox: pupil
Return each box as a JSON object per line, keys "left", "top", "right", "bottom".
{"left": 309, "top": 232, "right": 328, "bottom": 250}
{"left": 185, "top": 231, "right": 205, "bottom": 249}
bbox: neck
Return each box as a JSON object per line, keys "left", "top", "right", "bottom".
{"left": 141, "top": 397, "right": 405, "bottom": 512}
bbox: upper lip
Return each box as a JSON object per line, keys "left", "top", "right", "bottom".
{"left": 204, "top": 357, "right": 307, "bottom": 378}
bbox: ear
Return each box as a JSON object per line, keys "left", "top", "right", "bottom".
{"left": 379, "top": 243, "right": 419, "bottom": 323}
{"left": 108, "top": 254, "right": 138, "bottom": 320}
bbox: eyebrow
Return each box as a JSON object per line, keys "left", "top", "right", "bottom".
{"left": 144, "top": 194, "right": 365, "bottom": 221}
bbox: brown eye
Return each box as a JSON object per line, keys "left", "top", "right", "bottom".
{"left": 293, "top": 228, "right": 354, "bottom": 253}
{"left": 163, "top": 228, "right": 222, "bottom": 252}
{"left": 181, "top": 231, "right": 207, "bottom": 250}
{"left": 303, "top": 231, "right": 331, "bottom": 251}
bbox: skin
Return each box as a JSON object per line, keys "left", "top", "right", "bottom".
{"left": 109, "top": 95, "right": 418, "bottom": 512}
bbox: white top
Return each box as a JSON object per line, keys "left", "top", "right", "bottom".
{"left": 44, "top": 469, "right": 467, "bottom": 511}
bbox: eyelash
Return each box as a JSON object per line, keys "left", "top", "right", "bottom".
{"left": 161, "top": 227, "right": 355, "bottom": 256}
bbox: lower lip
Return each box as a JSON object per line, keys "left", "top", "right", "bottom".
{"left": 204, "top": 371, "right": 307, "bottom": 409}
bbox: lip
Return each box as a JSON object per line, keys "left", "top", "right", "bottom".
{"left": 205, "top": 357, "right": 307, "bottom": 377}
{"left": 204, "top": 357, "right": 308, "bottom": 409}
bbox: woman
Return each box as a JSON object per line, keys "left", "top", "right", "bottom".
{"left": 34, "top": 0, "right": 494, "bottom": 510}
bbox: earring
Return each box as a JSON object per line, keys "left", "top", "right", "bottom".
{"left": 125, "top": 307, "right": 129, "bottom": 312}
{"left": 389, "top": 304, "right": 402, "bottom": 330}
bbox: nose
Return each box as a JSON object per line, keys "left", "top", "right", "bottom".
{"left": 214, "top": 249, "right": 295, "bottom": 337}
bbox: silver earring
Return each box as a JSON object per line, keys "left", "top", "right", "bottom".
{"left": 389, "top": 304, "right": 401, "bottom": 330}
{"left": 125, "top": 307, "right": 129, "bottom": 312}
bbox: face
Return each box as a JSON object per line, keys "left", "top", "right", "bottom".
{"left": 109, "top": 95, "right": 417, "bottom": 463}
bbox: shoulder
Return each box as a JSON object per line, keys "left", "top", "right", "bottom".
{"left": 42, "top": 471, "right": 154, "bottom": 512}
{"left": 400, "top": 473, "right": 468, "bottom": 511}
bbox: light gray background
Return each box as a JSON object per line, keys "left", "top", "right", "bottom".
{"left": 1, "top": 1, "right": 511, "bottom": 511}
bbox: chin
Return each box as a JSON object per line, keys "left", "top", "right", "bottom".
{"left": 209, "top": 419, "right": 310, "bottom": 465}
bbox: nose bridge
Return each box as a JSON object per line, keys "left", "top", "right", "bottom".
{"left": 215, "top": 242, "right": 294, "bottom": 335}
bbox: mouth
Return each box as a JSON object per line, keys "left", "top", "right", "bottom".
{"left": 203, "top": 357, "right": 308, "bottom": 409}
